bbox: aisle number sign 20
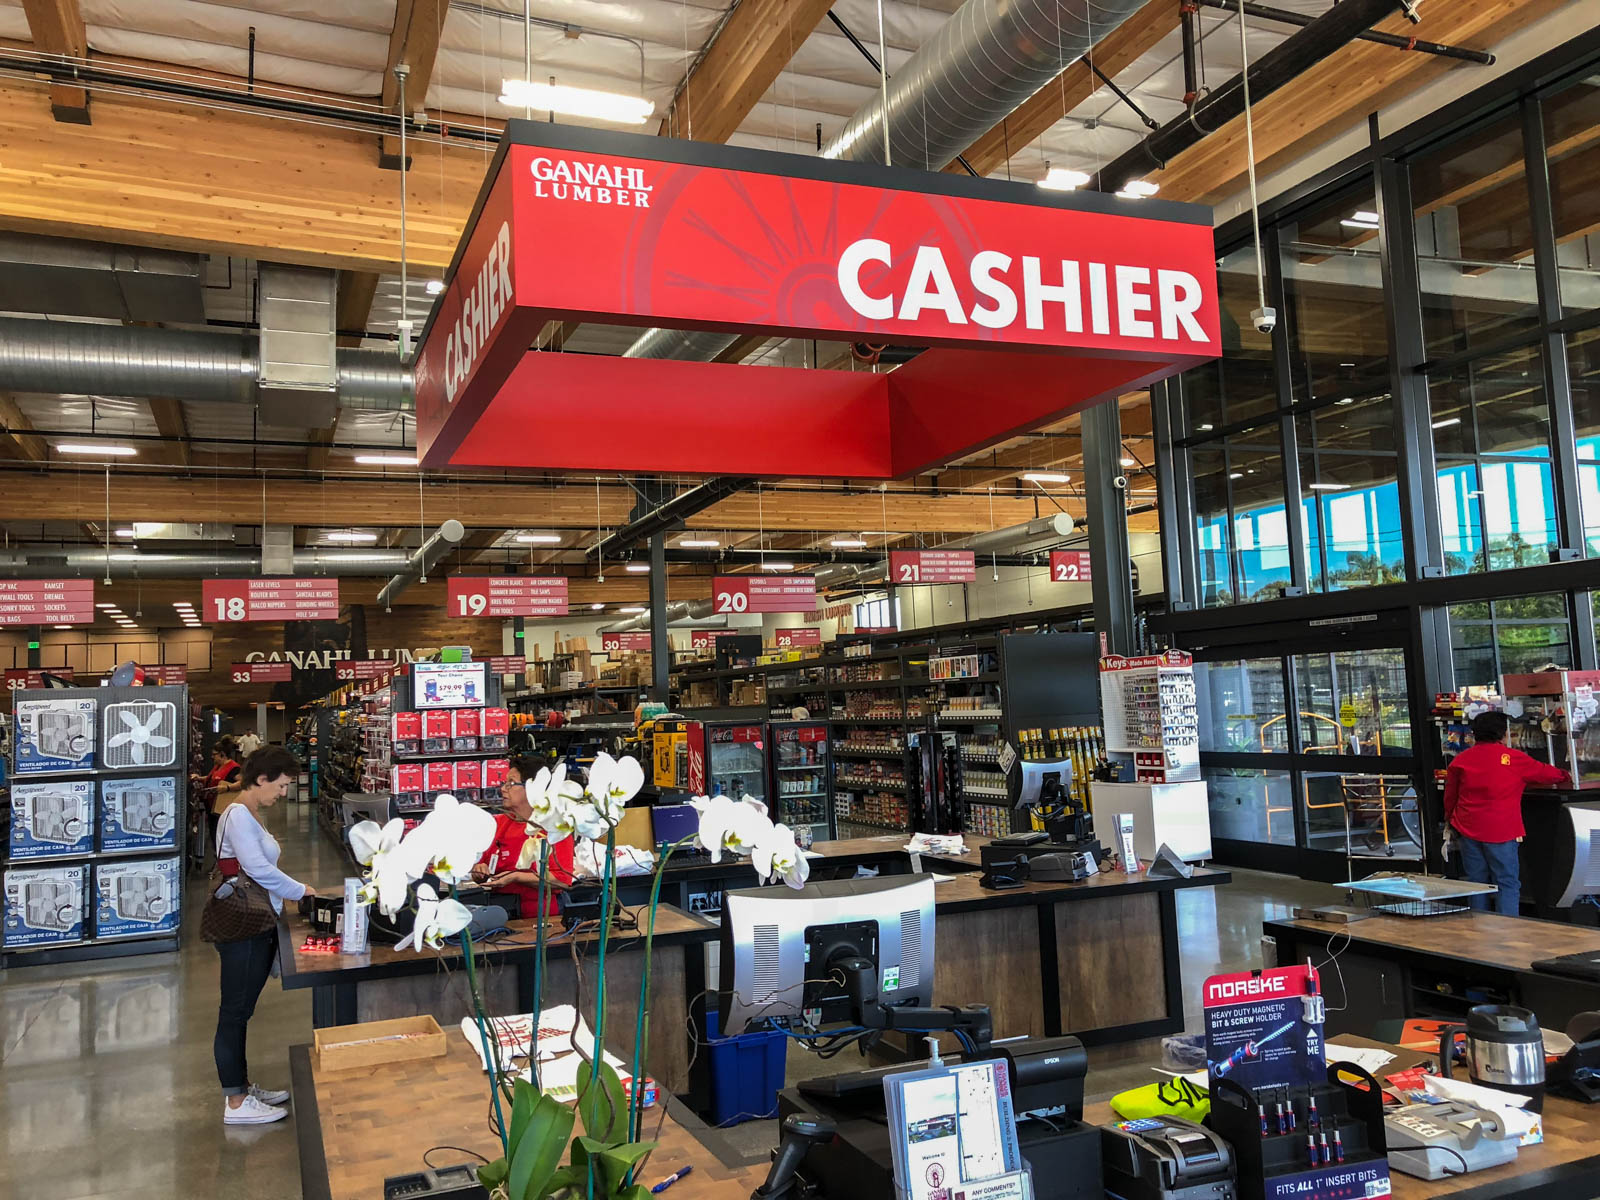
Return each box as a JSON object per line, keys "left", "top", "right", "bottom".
{"left": 711, "top": 575, "right": 817, "bottom": 614}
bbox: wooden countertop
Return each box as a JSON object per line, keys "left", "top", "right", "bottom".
{"left": 1266, "top": 912, "right": 1600, "bottom": 975}
{"left": 292, "top": 1039, "right": 765, "bottom": 1200}
{"left": 278, "top": 902, "right": 717, "bottom": 990}
{"left": 929, "top": 863, "right": 1230, "bottom": 913}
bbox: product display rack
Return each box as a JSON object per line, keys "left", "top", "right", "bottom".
{"left": 3, "top": 684, "right": 189, "bottom": 969}
{"left": 382, "top": 665, "right": 511, "bottom": 833}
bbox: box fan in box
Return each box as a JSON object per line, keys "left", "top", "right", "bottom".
{"left": 101, "top": 700, "right": 179, "bottom": 769}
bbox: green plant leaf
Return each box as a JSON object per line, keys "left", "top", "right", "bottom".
{"left": 594, "top": 1144, "right": 658, "bottom": 1195}
{"left": 576, "top": 1060, "right": 629, "bottom": 1144}
{"left": 507, "top": 1094, "right": 575, "bottom": 1200}
{"left": 510, "top": 1077, "right": 538, "bottom": 1151}
{"left": 543, "top": 1165, "right": 584, "bottom": 1198}
{"left": 478, "top": 1157, "right": 510, "bottom": 1192}
{"left": 617, "top": 1184, "right": 654, "bottom": 1200}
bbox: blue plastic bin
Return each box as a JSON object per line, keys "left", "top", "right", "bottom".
{"left": 705, "top": 1010, "right": 788, "bottom": 1126}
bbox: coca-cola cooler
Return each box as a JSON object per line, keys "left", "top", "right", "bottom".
{"left": 768, "top": 720, "right": 834, "bottom": 846}
{"left": 686, "top": 720, "right": 769, "bottom": 808}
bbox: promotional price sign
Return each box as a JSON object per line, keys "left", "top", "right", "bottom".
{"left": 690, "top": 629, "right": 737, "bottom": 650}
{"left": 774, "top": 627, "right": 822, "bottom": 648}
{"left": 1050, "top": 550, "right": 1092, "bottom": 582}
{"left": 230, "top": 661, "right": 293, "bottom": 684}
{"left": 447, "top": 575, "right": 569, "bottom": 618}
{"left": 4, "top": 667, "right": 74, "bottom": 690}
{"left": 203, "top": 579, "right": 339, "bottom": 622}
{"left": 0, "top": 579, "right": 95, "bottom": 625}
{"left": 889, "top": 550, "right": 975, "bottom": 584}
{"left": 335, "top": 660, "right": 397, "bottom": 682}
{"left": 487, "top": 655, "right": 527, "bottom": 675}
{"left": 601, "top": 632, "right": 652, "bottom": 653}
{"left": 711, "top": 575, "right": 817, "bottom": 614}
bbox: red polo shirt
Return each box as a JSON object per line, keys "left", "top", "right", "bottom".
{"left": 477, "top": 813, "right": 575, "bottom": 916}
{"left": 1443, "top": 741, "right": 1567, "bottom": 843}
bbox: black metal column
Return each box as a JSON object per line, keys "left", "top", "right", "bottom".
{"left": 1083, "top": 399, "right": 1135, "bottom": 654}
{"left": 1265, "top": 224, "right": 1309, "bottom": 596}
{"left": 1151, "top": 379, "right": 1196, "bottom": 612}
{"left": 649, "top": 532, "right": 669, "bottom": 701}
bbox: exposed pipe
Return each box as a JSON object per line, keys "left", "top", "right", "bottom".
{"left": 1180, "top": 1, "right": 1201, "bottom": 105}
{"left": 0, "top": 317, "right": 411, "bottom": 411}
{"left": 1094, "top": 0, "right": 1413, "bottom": 196}
{"left": 376, "top": 519, "right": 465, "bottom": 608}
{"left": 623, "top": 0, "right": 1152, "bottom": 363}
{"left": 0, "top": 547, "right": 414, "bottom": 577}
{"left": 1194, "top": 0, "right": 1494, "bottom": 64}
{"left": 587, "top": 477, "right": 755, "bottom": 562}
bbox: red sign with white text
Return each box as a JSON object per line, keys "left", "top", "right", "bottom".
{"left": 889, "top": 550, "right": 976, "bottom": 584}
{"left": 0, "top": 579, "right": 95, "bottom": 625}
{"left": 5, "top": 667, "right": 74, "bottom": 690}
{"left": 487, "top": 655, "right": 527, "bottom": 675}
{"left": 712, "top": 575, "right": 817, "bottom": 615}
{"left": 1050, "top": 550, "right": 1093, "bottom": 583}
{"left": 140, "top": 665, "right": 187, "bottom": 684}
{"left": 335, "top": 659, "right": 398, "bottom": 682}
{"left": 774, "top": 627, "right": 822, "bottom": 648}
{"left": 413, "top": 127, "right": 1219, "bottom": 479}
{"left": 602, "top": 632, "right": 652, "bottom": 653}
{"left": 230, "top": 661, "right": 293, "bottom": 684}
{"left": 447, "top": 575, "right": 569, "bottom": 619}
{"left": 203, "top": 579, "right": 339, "bottom": 623}
{"left": 690, "top": 629, "right": 737, "bottom": 651}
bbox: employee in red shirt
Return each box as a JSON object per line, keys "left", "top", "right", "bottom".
{"left": 1443, "top": 711, "right": 1567, "bottom": 915}
{"left": 471, "top": 756, "right": 574, "bottom": 917}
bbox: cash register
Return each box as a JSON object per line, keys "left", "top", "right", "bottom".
{"left": 980, "top": 765, "right": 1106, "bottom": 888}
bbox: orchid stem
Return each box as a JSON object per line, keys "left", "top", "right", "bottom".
{"left": 588, "top": 828, "right": 616, "bottom": 1200}
{"left": 532, "top": 839, "right": 550, "bottom": 1093}
{"left": 462, "top": 930, "right": 510, "bottom": 1158}
{"left": 627, "top": 834, "right": 688, "bottom": 1182}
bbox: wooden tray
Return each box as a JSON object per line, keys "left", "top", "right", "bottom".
{"left": 313, "top": 1015, "right": 447, "bottom": 1073}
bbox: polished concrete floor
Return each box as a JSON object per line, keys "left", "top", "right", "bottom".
{"left": 0, "top": 800, "right": 1344, "bottom": 1197}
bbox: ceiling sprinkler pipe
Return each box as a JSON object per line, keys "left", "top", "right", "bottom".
{"left": 376, "top": 519, "right": 465, "bottom": 608}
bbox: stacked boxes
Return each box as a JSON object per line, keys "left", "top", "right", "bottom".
{"left": 99, "top": 777, "right": 179, "bottom": 852}
{"left": 10, "top": 781, "right": 95, "bottom": 859}
{"left": 3, "top": 864, "right": 88, "bottom": 948}
{"left": 94, "top": 859, "right": 181, "bottom": 939}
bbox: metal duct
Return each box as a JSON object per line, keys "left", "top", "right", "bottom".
{"left": 257, "top": 264, "right": 339, "bottom": 427}
{"left": 376, "top": 520, "right": 465, "bottom": 609}
{"left": 0, "top": 234, "right": 205, "bottom": 325}
{"left": 946, "top": 513, "right": 1075, "bottom": 555}
{"left": 0, "top": 547, "right": 413, "bottom": 578}
{"left": 623, "top": 0, "right": 1150, "bottom": 362}
{"left": 0, "top": 317, "right": 412, "bottom": 411}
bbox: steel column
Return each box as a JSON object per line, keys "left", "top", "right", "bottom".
{"left": 1265, "top": 223, "right": 1308, "bottom": 596}
{"left": 1150, "top": 379, "right": 1195, "bottom": 611}
{"left": 649, "top": 532, "right": 669, "bottom": 701}
{"left": 1083, "top": 400, "right": 1135, "bottom": 653}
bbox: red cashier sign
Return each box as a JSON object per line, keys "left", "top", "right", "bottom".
{"left": 415, "top": 125, "right": 1219, "bottom": 479}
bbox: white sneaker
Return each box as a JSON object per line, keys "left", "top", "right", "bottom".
{"left": 223, "top": 1094, "right": 288, "bottom": 1125}
{"left": 249, "top": 1084, "right": 290, "bottom": 1106}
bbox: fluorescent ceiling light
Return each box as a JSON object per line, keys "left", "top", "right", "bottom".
{"left": 591, "top": 603, "right": 605, "bottom": 611}
{"left": 499, "top": 79, "right": 654, "bottom": 124}
{"left": 830, "top": 538, "right": 868, "bottom": 548}
{"left": 95, "top": 602, "right": 119, "bottom": 610}
{"left": 114, "top": 528, "right": 135, "bottom": 537}
{"left": 1336, "top": 397, "right": 1355, "bottom": 406}
{"left": 353, "top": 454, "right": 418, "bottom": 466}
{"left": 425, "top": 279, "right": 445, "bottom": 296}
{"left": 1118, "top": 179, "right": 1159, "bottom": 198}
{"left": 678, "top": 538, "right": 720, "bottom": 548}
{"left": 1353, "top": 210, "right": 1380, "bottom": 222}
{"left": 320, "top": 553, "right": 393, "bottom": 563}
{"left": 1308, "top": 482, "right": 1349, "bottom": 491}
{"left": 1197, "top": 423, "right": 1214, "bottom": 432}
{"left": 1021, "top": 472, "right": 1072, "bottom": 484}
{"left": 515, "top": 533, "right": 563, "bottom": 544}
{"left": 1229, "top": 472, "right": 1244, "bottom": 480}
{"left": 53, "top": 624, "right": 73, "bottom": 630}
{"left": 1340, "top": 217, "right": 1380, "bottom": 230}
{"left": 618, "top": 605, "right": 647, "bottom": 614}
{"left": 1038, "top": 167, "right": 1090, "bottom": 192}
{"left": 324, "top": 531, "right": 378, "bottom": 543}
{"left": 1120, "top": 458, "right": 1135, "bottom": 467}
{"left": 56, "top": 443, "right": 136, "bottom": 457}
{"left": 624, "top": 562, "right": 652, "bottom": 573}
{"left": 1431, "top": 417, "right": 1461, "bottom": 429}
{"left": 762, "top": 561, "right": 795, "bottom": 571}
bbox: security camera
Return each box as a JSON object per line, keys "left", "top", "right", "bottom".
{"left": 1251, "top": 306, "right": 1278, "bottom": 334}
{"left": 1113, "top": 475, "right": 1129, "bottom": 490}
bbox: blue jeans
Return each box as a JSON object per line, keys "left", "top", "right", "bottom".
{"left": 214, "top": 931, "right": 277, "bottom": 1094}
{"left": 1456, "top": 834, "right": 1521, "bottom": 915}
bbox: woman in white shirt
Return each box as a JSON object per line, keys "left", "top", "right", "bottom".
{"left": 213, "top": 745, "right": 316, "bottom": 1125}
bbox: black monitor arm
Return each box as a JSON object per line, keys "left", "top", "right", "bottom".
{"left": 838, "top": 958, "right": 994, "bottom": 1054}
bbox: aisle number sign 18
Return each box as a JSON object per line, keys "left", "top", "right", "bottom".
{"left": 203, "top": 579, "right": 340, "bottom": 622}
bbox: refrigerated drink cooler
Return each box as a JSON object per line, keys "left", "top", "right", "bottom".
{"left": 768, "top": 720, "right": 834, "bottom": 845}
{"left": 686, "top": 720, "right": 770, "bottom": 808}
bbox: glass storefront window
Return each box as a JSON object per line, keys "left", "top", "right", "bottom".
{"left": 1279, "top": 180, "right": 1389, "bottom": 403}
{"left": 1293, "top": 648, "right": 1413, "bottom": 754}
{"left": 1204, "top": 767, "right": 1295, "bottom": 845}
{"left": 1229, "top": 432, "right": 1291, "bottom": 602}
{"left": 1411, "top": 111, "right": 1540, "bottom": 356}
{"left": 1192, "top": 447, "right": 1232, "bottom": 606}
{"left": 1300, "top": 772, "right": 1423, "bottom": 859}
{"left": 1430, "top": 345, "right": 1551, "bottom": 458}
{"left": 1183, "top": 246, "right": 1280, "bottom": 434}
{"left": 1570, "top": 327, "right": 1600, "bottom": 556}
{"left": 1542, "top": 80, "right": 1600, "bottom": 317}
{"left": 1299, "top": 395, "right": 1405, "bottom": 591}
{"left": 1197, "top": 659, "right": 1288, "bottom": 752}
{"left": 1449, "top": 594, "right": 1572, "bottom": 688}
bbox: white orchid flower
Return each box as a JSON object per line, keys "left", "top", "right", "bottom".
{"left": 751, "top": 822, "right": 810, "bottom": 890}
{"left": 396, "top": 883, "right": 474, "bottom": 952}
{"left": 525, "top": 765, "right": 556, "bottom": 822}
{"left": 585, "top": 753, "right": 614, "bottom": 805}
{"left": 593, "top": 753, "right": 645, "bottom": 824}
{"left": 547, "top": 799, "right": 606, "bottom": 843}
{"left": 533, "top": 776, "right": 585, "bottom": 839}
{"left": 691, "top": 794, "right": 774, "bottom": 863}
{"left": 515, "top": 834, "right": 542, "bottom": 870}
{"left": 406, "top": 794, "right": 498, "bottom": 885}
{"left": 350, "top": 817, "right": 423, "bottom": 916}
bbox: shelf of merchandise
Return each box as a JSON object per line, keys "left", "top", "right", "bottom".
{"left": 2, "top": 684, "right": 190, "bottom": 969}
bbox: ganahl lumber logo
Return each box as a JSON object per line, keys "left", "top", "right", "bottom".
{"left": 530, "top": 156, "right": 653, "bottom": 208}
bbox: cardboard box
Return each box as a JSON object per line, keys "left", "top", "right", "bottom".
{"left": 99, "top": 775, "right": 179, "bottom": 852}
{"left": 482, "top": 707, "right": 510, "bottom": 750}
{"left": 313, "top": 1015, "right": 446, "bottom": 1073}
{"left": 94, "top": 858, "right": 180, "bottom": 939}
{"left": 425, "top": 761, "right": 455, "bottom": 794}
{"left": 450, "top": 707, "right": 480, "bottom": 752}
{"left": 453, "top": 759, "right": 482, "bottom": 792}
{"left": 14, "top": 697, "right": 98, "bottom": 774}
{"left": 421, "top": 710, "right": 451, "bottom": 754}
{"left": 3, "top": 863, "right": 87, "bottom": 947}
{"left": 10, "top": 780, "right": 95, "bottom": 859}
{"left": 392, "top": 710, "right": 422, "bottom": 757}
{"left": 483, "top": 758, "right": 510, "bottom": 789}
{"left": 392, "top": 763, "right": 424, "bottom": 795}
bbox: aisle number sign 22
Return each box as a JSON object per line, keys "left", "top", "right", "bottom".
{"left": 1050, "top": 550, "right": 1092, "bottom": 582}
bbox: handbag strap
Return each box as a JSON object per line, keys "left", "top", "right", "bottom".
{"left": 215, "top": 804, "right": 244, "bottom": 877}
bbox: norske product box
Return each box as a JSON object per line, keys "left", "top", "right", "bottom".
{"left": 9, "top": 780, "right": 95, "bottom": 859}
{"left": 3, "top": 863, "right": 88, "bottom": 948}
{"left": 99, "top": 776, "right": 180, "bottom": 852}
{"left": 14, "top": 697, "right": 97, "bottom": 773}
{"left": 94, "top": 858, "right": 181, "bottom": 939}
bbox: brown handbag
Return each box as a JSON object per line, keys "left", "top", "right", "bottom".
{"left": 200, "top": 808, "right": 279, "bottom": 943}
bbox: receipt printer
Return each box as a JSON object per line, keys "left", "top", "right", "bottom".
{"left": 1101, "top": 1116, "right": 1237, "bottom": 1200}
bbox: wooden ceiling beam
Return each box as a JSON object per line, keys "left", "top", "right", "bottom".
{"left": 0, "top": 392, "right": 47, "bottom": 461}
{"left": 380, "top": 1, "right": 451, "bottom": 167}
{"left": 146, "top": 397, "right": 190, "bottom": 468}
{"left": 19, "top": 0, "right": 89, "bottom": 123}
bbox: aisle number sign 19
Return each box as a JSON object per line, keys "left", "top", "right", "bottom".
{"left": 1050, "top": 550, "right": 1093, "bottom": 582}
{"left": 447, "top": 575, "right": 569, "bottom": 618}
{"left": 711, "top": 575, "right": 817, "bottom": 614}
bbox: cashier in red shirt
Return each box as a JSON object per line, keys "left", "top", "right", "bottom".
{"left": 470, "top": 757, "right": 575, "bottom": 917}
{"left": 1443, "top": 711, "right": 1567, "bottom": 916}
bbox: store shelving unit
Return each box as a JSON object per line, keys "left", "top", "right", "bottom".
{"left": 2, "top": 684, "right": 189, "bottom": 969}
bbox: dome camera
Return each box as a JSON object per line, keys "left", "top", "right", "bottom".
{"left": 1251, "top": 306, "right": 1278, "bottom": 334}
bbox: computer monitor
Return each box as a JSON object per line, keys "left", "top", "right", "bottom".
{"left": 651, "top": 803, "right": 701, "bottom": 847}
{"left": 719, "top": 874, "right": 935, "bottom": 1035}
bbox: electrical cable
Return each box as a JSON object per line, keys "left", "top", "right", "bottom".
{"left": 1313, "top": 926, "right": 1352, "bottom": 1014}
{"left": 424, "top": 1145, "right": 492, "bottom": 1169}
{"left": 1236, "top": 0, "right": 1270, "bottom": 322}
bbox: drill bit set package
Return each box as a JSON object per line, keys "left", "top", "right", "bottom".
{"left": 9, "top": 780, "right": 95, "bottom": 859}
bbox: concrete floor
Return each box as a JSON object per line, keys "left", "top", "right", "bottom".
{"left": 0, "top": 801, "right": 1345, "bottom": 1196}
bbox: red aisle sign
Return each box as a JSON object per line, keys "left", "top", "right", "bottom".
{"left": 1050, "top": 550, "right": 1093, "bottom": 582}
{"left": 774, "top": 627, "right": 822, "bottom": 648}
{"left": 690, "top": 629, "right": 737, "bottom": 650}
{"left": 448, "top": 575, "right": 570, "bottom": 618}
{"left": 142, "top": 665, "right": 187, "bottom": 684}
{"left": 854, "top": 626, "right": 897, "bottom": 635}
{"left": 889, "top": 550, "right": 976, "bottom": 584}
{"left": 5, "top": 667, "right": 74, "bottom": 691}
{"left": 203, "top": 579, "right": 339, "bottom": 622}
{"left": 601, "top": 632, "right": 652, "bottom": 653}
{"left": 712, "top": 575, "right": 817, "bottom": 614}
{"left": 230, "top": 661, "right": 293, "bottom": 684}
{"left": 487, "top": 655, "right": 527, "bottom": 675}
{"left": 335, "top": 660, "right": 397, "bottom": 682}
{"left": 0, "top": 580, "right": 95, "bottom": 625}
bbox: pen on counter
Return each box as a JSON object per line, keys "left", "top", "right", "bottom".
{"left": 651, "top": 1166, "right": 693, "bottom": 1194}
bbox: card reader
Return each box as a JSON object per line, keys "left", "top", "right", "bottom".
{"left": 1101, "top": 1115, "right": 1237, "bottom": 1200}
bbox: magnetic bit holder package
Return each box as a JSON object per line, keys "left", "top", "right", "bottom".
{"left": 9, "top": 779, "right": 95, "bottom": 859}
{"left": 3, "top": 863, "right": 88, "bottom": 947}
{"left": 14, "top": 697, "right": 98, "bottom": 774}
{"left": 94, "top": 858, "right": 181, "bottom": 939}
{"left": 99, "top": 776, "right": 179, "bottom": 851}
